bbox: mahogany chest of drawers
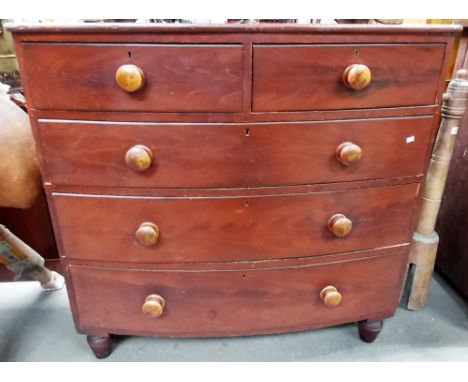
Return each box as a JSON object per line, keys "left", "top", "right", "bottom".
{"left": 8, "top": 23, "right": 461, "bottom": 358}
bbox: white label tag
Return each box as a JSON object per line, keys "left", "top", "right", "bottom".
{"left": 451, "top": 127, "right": 459, "bottom": 135}
{"left": 406, "top": 136, "right": 415, "bottom": 144}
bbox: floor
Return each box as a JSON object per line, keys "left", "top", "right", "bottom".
{"left": 1, "top": 272, "right": 468, "bottom": 361}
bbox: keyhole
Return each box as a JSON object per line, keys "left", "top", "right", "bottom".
{"left": 128, "top": 51, "right": 132, "bottom": 58}
{"left": 245, "top": 128, "right": 250, "bottom": 137}
{"left": 245, "top": 200, "right": 249, "bottom": 207}
{"left": 353, "top": 49, "right": 359, "bottom": 57}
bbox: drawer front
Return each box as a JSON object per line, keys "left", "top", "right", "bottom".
{"left": 21, "top": 43, "right": 244, "bottom": 112}
{"left": 253, "top": 44, "right": 445, "bottom": 111}
{"left": 68, "top": 249, "right": 407, "bottom": 336}
{"left": 53, "top": 184, "right": 418, "bottom": 263}
{"left": 39, "top": 117, "right": 433, "bottom": 188}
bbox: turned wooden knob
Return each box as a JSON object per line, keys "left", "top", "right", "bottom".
{"left": 135, "top": 222, "right": 160, "bottom": 247}
{"left": 115, "top": 64, "right": 145, "bottom": 93}
{"left": 320, "top": 286, "right": 343, "bottom": 308}
{"left": 125, "top": 145, "right": 153, "bottom": 172}
{"left": 142, "top": 294, "right": 165, "bottom": 317}
{"left": 342, "top": 64, "right": 372, "bottom": 90}
{"left": 328, "top": 214, "right": 352, "bottom": 238}
{"left": 336, "top": 142, "right": 363, "bottom": 166}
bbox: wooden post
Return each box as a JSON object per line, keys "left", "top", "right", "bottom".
{"left": 407, "top": 69, "right": 468, "bottom": 310}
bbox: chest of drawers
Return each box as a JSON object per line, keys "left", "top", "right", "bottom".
{"left": 8, "top": 23, "right": 461, "bottom": 358}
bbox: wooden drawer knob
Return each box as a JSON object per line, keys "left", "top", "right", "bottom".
{"left": 135, "top": 222, "right": 160, "bottom": 247}
{"left": 320, "top": 286, "right": 343, "bottom": 308}
{"left": 336, "top": 142, "right": 362, "bottom": 166}
{"left": 115, "top": 64, "right": 145, "bottom": 93}
{"left": 142, "top": 294, "right": 165, "bottom": 317}
{"left": 328, "top": 214, "right": 352, "bottom": 238}
{"left": 342, "top": 64, "right": 371, "bottom": 90}
{"left": 125, "top": 145, "right": 153, "bottom": 172}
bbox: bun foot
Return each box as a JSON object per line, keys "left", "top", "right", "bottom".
{"left": 358, "top": 319, "right": 383, "bottom": 343}
{"left": 87, "top": 335, "right": 112, "bottom": 358}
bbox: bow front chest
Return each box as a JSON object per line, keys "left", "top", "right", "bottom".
{"left": 8, "top": 23, "right": 461, "bottom": 358}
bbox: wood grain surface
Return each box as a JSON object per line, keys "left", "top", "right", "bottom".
{"left": 38, "top": 117, "right": 433, "bottom": 188}
{"left": 52, "top": 184, "right": 419, "bottom": 263}
{"left": 253, "top": 44, "right": 446, "bottom": 111}
{"left": 20, "top": 43, "right": 244, "bottom": 112}
{"left": 67, "top": 247, "right": 407, "bottom": 337}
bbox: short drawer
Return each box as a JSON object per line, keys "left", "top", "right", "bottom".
{"left": 68, "top": 248, "right": 407, "bottom": 337}
{"left": 21, "top": 43, "right": 244, "bottom": 112}
{"left": 253, "top": 44, "right": 446, "bottom": 111}
{"left": 39, "top": 116, "right": 433, "bottom": 188}
{"left": 53, "top": 184, "right": 418, "bottom": 263}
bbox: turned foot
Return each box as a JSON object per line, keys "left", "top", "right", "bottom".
{"left": 87, "top": 335, "right": 112, "bottom": 358}
{"left": 358, "top": 319, "right": 383, "bottom": 343}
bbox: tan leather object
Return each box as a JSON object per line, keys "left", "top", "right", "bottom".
{"left": 0, "top": 87, "right": 40, "bottom": 208}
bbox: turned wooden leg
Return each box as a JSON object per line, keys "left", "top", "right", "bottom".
{"left": 87, "top": 335, "right": 112, "bottom": 358}
{"left": 406, "top": 232, "right": 438, "bottom": 310}
{"left": 358, "top": 319, "right": 383, "bottom": 343}
{"left": 405, "top": 70, "right": 468, "bottom": 310}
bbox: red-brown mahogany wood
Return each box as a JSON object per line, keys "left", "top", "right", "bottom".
{"left": 68, "top": 247, "right": 407, "bottom": 337}
{"left": 29, "top": 105, "right": 440, "bottom": 124}
{"left": 253, "top": 44, "right": 446, "bottom": 111}
{"left": 20, "top": 43, "right": 244, "bottom": 112}
{"left": 38, "top": 117, "right": 433, "bottom": 189}
{"left": 52, "top": 184, "right": 418, "bottom": 263}
{"left": 7, "top": 23, "right": 460, "bottom": 354}
{"left": 59, "top": 244, "right": 408, "bottom": 271}
{"left": 44, "top": 177, "right": 423, "bottom": 198}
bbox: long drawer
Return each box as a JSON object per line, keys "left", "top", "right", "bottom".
{"left": 253, "top": 44, "right": 446, "bottom": 111}
{"left": 53, "top": 184, "right": 418, "bottom": 263}
{"left": 68, "top": 248, "right": 407, "bottom": 337}
{"left": 21, "top": 43, "right": 244, "bottom": 112}
{"left": 39, "top": 117, "right": 433, "bottom": 188}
